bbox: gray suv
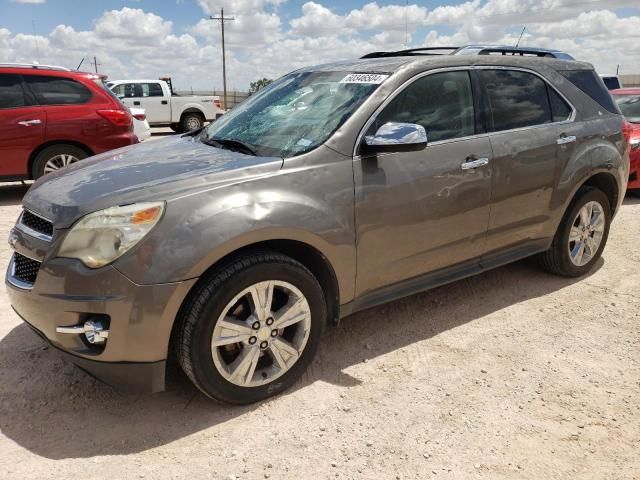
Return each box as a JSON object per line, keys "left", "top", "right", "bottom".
{"left": 6, "top": 54, "right": 630, "bottom": 404}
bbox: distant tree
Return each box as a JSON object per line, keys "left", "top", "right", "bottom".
{"left": 249, "top": 77, "right": 273, "bottom": 93}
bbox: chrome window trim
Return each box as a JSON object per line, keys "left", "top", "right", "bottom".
{"left": 352, "top": 65, "right": 577, "bottom": 158}
{"left": 16, "top": 209, "right": 53, "bottom": 242}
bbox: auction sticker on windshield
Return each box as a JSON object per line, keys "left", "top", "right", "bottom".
{"left": 340, "top": 73, "right": 389, "bottom": 84}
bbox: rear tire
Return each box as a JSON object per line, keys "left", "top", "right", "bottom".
{"left": 175, "top": 251, "right": 327, "bottom": 404}
{"left": 538, "top": 187, "right": 611, "bottom": 277}
{"left": 180, "top": 112, "right": 204, "bottom": 132}
{"left": 32, "top": 144, "right": 88, "bottom": 179}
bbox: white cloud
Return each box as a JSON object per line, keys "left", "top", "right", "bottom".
{"left": 10, "top": 0, "right": 46, "bottom": 3}
{"left": 0, "top": 2, "right": 639, "bottom": 90}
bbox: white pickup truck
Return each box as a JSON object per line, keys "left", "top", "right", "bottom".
{"left": 107, "top": 78, "right": 224, "bottom": 132}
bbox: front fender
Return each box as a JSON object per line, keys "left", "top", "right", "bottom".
{"left": 114, "top": 153, "right": 356, "bottom": 303}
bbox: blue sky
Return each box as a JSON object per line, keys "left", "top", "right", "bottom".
{"left": 1, "top": 1, "right": 639, "bottom": 90}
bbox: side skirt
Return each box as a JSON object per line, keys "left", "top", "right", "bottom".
{"left": 339, "top": 238, "right": 550, "bottom": 318}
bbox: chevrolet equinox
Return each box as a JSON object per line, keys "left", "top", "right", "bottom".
{"left": 6, "top": 54, "right": 630, "bottom": 404}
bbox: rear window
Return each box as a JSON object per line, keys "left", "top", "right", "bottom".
{"left": 24, "top": 75, "right": 92, "bottom": 105}
{"left": 602, "top": 77, "right": 621, "bottom": 90}
{"left": 0, "top": 74, "right": 27, "bottom": 109}
{"left": 560, "top": 70, "right": 619, "bottom": 113}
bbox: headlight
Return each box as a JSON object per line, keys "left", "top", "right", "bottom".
{"left": 58, "top": 202, "right": 164, "bottom": 268}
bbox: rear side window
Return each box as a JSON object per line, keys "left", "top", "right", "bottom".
{"left": 372, "top": 70, "right": 475, "bottom": 143}
{"left": 478, "top": 69, "right": 552, "bottom": 131}
{"left": 141, "top": 83, "right": 163, "bottom": 97}
{"left": 0, "top": 74, "right": 27, "bottom": 109}
{"left": 549, "top": 88, "right": 572, "bottom": 122}
{"left": 24, "top": 75, "right": 92, "bottom": 105}
{"left": 560, "top": 70, "right": 619, "bottom": 113}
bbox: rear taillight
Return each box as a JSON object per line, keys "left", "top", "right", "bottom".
{"left": 97, "top": 109, "right": 132, "bottom": 127}
{"left": 133, "top": 112, "right": 146, "bottom": 121}
{"left": 622, "top": 120, "right": 633, "bottom": 150}
{"left": 214, "top": 98, "right": 221, "bottom": 109}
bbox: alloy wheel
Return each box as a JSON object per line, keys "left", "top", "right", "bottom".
{"left": 211, "top": 280, "right": 311, "bottom": 387}
{"left": 568, "top": 200, "right": 606, "bottom": 267}
{"left": 43, "top": 154, "right": 79, "bottom": 174}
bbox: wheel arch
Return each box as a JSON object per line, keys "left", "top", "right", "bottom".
{"left": 28, "top": 140, "right": 94, "bottom": 179}
{"left": 180, "top": 108, "right": 205, "bottom": 120}
{"left": 581, "top": 171, "right": 620, "bottom": 216}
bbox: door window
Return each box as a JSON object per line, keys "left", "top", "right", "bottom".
{"left": 112, "top": 83, "right": 139, "bottom": 98}
{"left": 140, "top": 83, "right": 164, "bottom": 97}
{"left": 24, "top": 75, "right": 92, "bottom": 105}
{"left": 478, "top": 70, "right": 554, "bottom": 131}
{"left": 370, "top": 70, "right": 475, "bottom": 143}
{"left": 0, "top": 74, "right": 27, "bottom": 109}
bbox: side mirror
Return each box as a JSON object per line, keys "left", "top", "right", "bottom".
{"left": 362, "top": 122, "right": 427, "bottom": 154}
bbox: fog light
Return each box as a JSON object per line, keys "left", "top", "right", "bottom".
{"left": 84, "top": 319, "right": 109, "bottom": 344}
{"left": 56, "top": 316, "right": 110, "bottom": 345}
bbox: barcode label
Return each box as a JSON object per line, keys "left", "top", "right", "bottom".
{"left": 340, "top": 73, "right": 389, "bottom": 84}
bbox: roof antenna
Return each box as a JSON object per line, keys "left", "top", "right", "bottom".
{"left": 404, "top": 0, "right": 409, "bottom": 47}
{"left": 76, "top": 58, "right": 85, "bottom": 71}
{"left": 515, "top": 26, "right": 526, "bottom": 47}
{"left": 616, "top": 64, "right": 620, "bottom": 75}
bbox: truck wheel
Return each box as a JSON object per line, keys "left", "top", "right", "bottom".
{"left": 169, "top": 123, "right": 183, "bottom": 133}
{"left": 32, "top": 144, "right": 88, "bottom": 179}
{"left": 175, "top": 251, "right": 327, "bottom": 404}
{"left": 538, "top": 187, "right": 611, "bottom": 277}
{"left": 181, "top": 112, "right": 204, "bottom": 132}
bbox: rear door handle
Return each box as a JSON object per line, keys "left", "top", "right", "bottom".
{"left": 461, "top": 157, "right": 489, "bottom": 170}
{"left": 161, "top": 100, "right": 168, "bottom": 105}
{"left": 17, "top": 119, "right": 42, "bottom": 126}
{"left": 133, "top": 101, "right": 141, "bottom": 106}
{"left": 557, "top": 135, "right": 576, "bottom": 145}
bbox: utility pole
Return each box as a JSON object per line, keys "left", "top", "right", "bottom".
{"left": 209, "top": 9, "right": 235, "bottom": 110}
{"left": 90, "top": 56, "right": 101, "bottom": 73}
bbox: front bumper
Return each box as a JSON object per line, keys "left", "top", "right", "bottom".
{"left": 6, "top": 252, "right": 196, "bottom": 393}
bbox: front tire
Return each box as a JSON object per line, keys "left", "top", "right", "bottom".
{"left": 538, "top": 187, "right": 611, "bottom": 277}
{"left": 175, "top": 251, "right": 326, "bottom": 404}
{"left": 32, "top": 144, "right": 88, "bottom": 179}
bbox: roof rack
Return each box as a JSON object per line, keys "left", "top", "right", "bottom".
{"left": 475, "top": 47, "right": 555, "bottom": 57}
{"left": 361, "top": 47, "right": 459, "bottom": 59}
{"left": 0, "top": 63, "right": 71, "bottom": 71}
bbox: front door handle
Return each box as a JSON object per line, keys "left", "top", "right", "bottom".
{"left": 161, "top": 100, "right": 168, "bottom": 105}
{"left": 17, "top": 119, "right": 42, "bottom": 126}
{"left": 133, "top": 101, "right": 141, "bottom": 106}
{"left": 557, "top": 135, "right": 576, "bottom": 145}
{"left": 461, "top": 157, "right": 489, "bottom": 170}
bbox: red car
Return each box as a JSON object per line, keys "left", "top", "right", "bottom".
{"left": 612, "top": 88, "right": 640, "bottom": 195}
{"left": 0, "top": 64, "right": 138, "bottom": 180}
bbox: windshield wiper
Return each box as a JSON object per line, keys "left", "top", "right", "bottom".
{"left": 204, "top": 137, "right": 257, "bottom": 156}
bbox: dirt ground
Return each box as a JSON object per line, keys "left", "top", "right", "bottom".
{"left": 0, "top": 182, "right": 638, "bottom": 480}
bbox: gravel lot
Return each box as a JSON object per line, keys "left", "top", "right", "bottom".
{"left": 0, "top": 178, "right": 638, "bottom": 480}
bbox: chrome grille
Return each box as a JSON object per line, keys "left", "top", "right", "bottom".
{"left": 20, "top": 210, "right": 53, "bottom": 238}
{"left": 12, "top": 253, "right": 41, "bottom": 285}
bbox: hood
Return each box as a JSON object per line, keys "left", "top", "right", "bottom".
{"left": 23, "top": 135, "right": 283, "bottom": 228}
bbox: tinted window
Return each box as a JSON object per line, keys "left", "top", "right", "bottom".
{"left": 371, "top": 71, "right": 475, "bottom": 143}
{"left": 479, "top": 70, "right": 552, "bottom": 131}
{"left": 141, "top": 83, "right": 163, "bottom": 97}
{"left": 560, "top": 70, "right": 619, "bottom": 113}
{"left": 0, "top": 74, "right": 27, "bottom": 109}
{"left": 25, "top": 75, "right": 91, "bottom": 105}
{"left": 549, "top": 88, "right": 572, "bottom": 122}
{"left": 602, "top": 77, "right": 621, "bottom": 90}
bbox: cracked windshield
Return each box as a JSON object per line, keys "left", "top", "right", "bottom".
{"left": 200, "top": 71, "right": 388, "bottom": 157}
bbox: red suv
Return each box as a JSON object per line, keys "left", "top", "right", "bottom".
{"left": 0, "top": 64, "right": 138, "bottom": 179}
{"left": 611, "top": 88, "right": 640, "bottom": 196}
